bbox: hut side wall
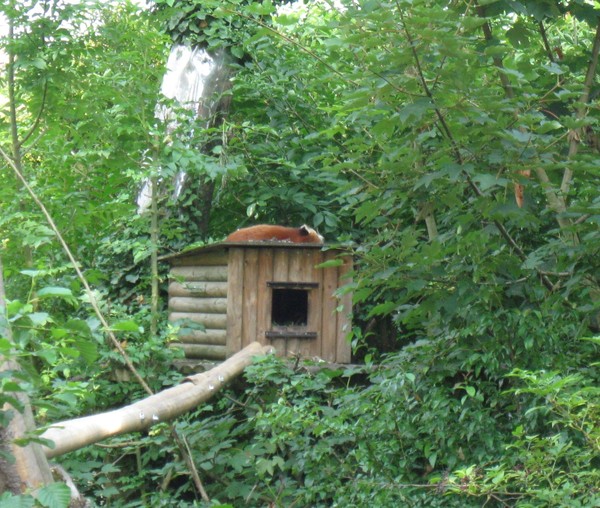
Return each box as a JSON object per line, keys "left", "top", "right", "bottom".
{"left": 226, "top": 247, "right": 352, "bottom": 363}
{"left": 168, "top": 249, "right": 228, "bottom": 360}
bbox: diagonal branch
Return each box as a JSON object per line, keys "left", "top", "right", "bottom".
{"left": 0, "top": 146, "right": 212, "bottom": 499}
{"left": 538, "top": 20, "right": 556, "bottom": 63}
{"left": 222, "top": 7, "right": 420, "bottom": 98}
{"left": 0, "top": 145, "right": 154, "bottom": 396}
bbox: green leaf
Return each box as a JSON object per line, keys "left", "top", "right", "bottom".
{"left": 36, "top": 348, "right": 58, "bottom": 364}
{"left": 472, "top": 174, "right": 506, "bottom": 192}
{"left": 20, "top": 270, "right": 42, "bottom": 278}
{"left": 1, "top": 381, "right": 24, "bottom": 393}
{"left": 369, "top": 301, "right": 398, "bottom": 317}
{"left": 0, "top": 492, "right": 36, "bottom": 508}
{"left": 543, "top": 62, "right": 565, "bottom": 75}
{"left": 110, "top": 320, "right": 141, "bottom": 332}
{"left": 428, "top": 451, "right": 438, "bottom": 468}
{"left": 7, "top": 300, "right": 30, "bottom": 316}
{"left": 276, "top": 14, "right": 298, "bottom": 26}
{"left": 372, "top": 116, "right": 399, "bottom": 139}
{"left": 73, "top": 338, "right": 98, "bottom": 363}
{"left": 316, "top": 259, "right": 344, "bottom": 268}
{"left": 230, "top": 46, "right": 244, "bottom": 59}
{"left": 36, "top": 482, "right": 71, "bottom": 508}
{"left": 0, "top": 338, "right": 12, "bottom": 353}
{"left": 54, "top": 392, "right": 79, "bottom": 407}
{"left": 398, "top": 98, "right": 433, "bottom": 124}
{"left": 65, "top": 319, "right": 92, "bottom": 335}
{"left": 37, "top": 287, "right": 75, "bottom": 301}
{"left": 506, "top": 23, "right": 530, "bottom": 47}
{"left": 28, "top": 312, "right": 53, "bottom": 326}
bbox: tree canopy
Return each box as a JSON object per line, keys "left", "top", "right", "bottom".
{"left": 1, "top": 0, "right": 599, "bottom": 506}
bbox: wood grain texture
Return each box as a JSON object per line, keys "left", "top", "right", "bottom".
{"left": 226, "top": 248, "right": 244, "bottom": 356}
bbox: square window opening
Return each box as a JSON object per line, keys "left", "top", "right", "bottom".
{"left": 271, "top": 289, "right": 308, "bottom": 327}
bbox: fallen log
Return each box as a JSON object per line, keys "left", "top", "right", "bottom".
{"left": 41, "top": 341, "right": 272, "bottom": 459}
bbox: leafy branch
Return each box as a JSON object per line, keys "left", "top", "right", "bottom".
{"left": 475, "top": 4, "right": 576, "bottom": 233}
{"left": 0, "top": 145, "right": 154, "bottom": 395}
{"left": 562, "top": 20, "right": 600, "bottom": 196}
{"left": 397, "top": 5, "right": 556, "bottom": 292}
{"left": 0, "top": 93, "right": 213, "bottom": 508}
{"left": 220, "top": 6, "right": 360, "bottom": 88}
{"left": 1, "top": 31, "right": 211, "bottom": 502}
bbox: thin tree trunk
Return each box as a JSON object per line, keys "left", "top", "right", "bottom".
{"left": 150, "top": 174, "right": 159, "bottom": 338}
{"left": 6, "top": 11, "right": 33, "bottom": 268}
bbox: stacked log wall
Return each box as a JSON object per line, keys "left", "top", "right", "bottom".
{"left": 168, "top": 250, "right": 228, "bottom": 360}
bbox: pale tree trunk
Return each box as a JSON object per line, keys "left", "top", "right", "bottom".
{"left": 41, "top": 341, "right": 272, "bottom": 459}
{"left": 0, "top": 256, "right": 54, "bottom": 494}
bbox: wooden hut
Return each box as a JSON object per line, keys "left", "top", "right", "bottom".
{"left": 164, "top": 242, "right": 353, "bottom": 365}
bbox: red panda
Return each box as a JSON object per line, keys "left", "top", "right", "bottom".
{"left": 225, "top": 224, "right": 324, "bottom": 244}
{"left": 514, "top": 169, "right": 531, "bottom": 208}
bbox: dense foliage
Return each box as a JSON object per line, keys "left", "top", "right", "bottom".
{"left": 1, "top": 0, "right": 600, "bottom": 506}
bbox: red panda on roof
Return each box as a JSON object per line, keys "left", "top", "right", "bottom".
{"left": 225, "top": 224, "right": 324, "bottom": 244}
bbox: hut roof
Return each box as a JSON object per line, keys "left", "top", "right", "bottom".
{"left": 160, "top": 241, "right": 330, "bottom": 262}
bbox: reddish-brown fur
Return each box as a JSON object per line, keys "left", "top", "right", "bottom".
{"left": 225, "top": 224, "right": 324, "bottom": 244}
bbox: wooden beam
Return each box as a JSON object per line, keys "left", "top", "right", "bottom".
{"left": 168, "top": 281, "right": 228, "bottom": 298}
{"left": 170, "top": 266, "right": 228, "bottom": 282}
{"left": 174, "top": 343, "right": 227, "bottom": 360}
{"left": 169, "top": 297, "right": 227, "bottom": 314}
{"left": 169, "top": 312, "right": 227, "bottom": 329}
{"left": 177, "top": 329, "right": 227, "bottom": 345}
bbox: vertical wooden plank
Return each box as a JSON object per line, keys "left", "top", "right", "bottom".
{"left": 335, "top": 253, "right": 353, "bottom": 363}
{"left": 298, "top": 248, "right": 321, "bottom": 359}
{"left": 320, "top": 250, "right": 339, "bottom": 362}
{"left": 285, "top": 249, "right": 305, "bottom": 358}
{"left": 241, "top": 249, "right": 260, "bottom": 348}
{"left": 272, "top": 247, "right": 290, "bottom": 280}
{"left": 256, "top": 249, "right": 274, "bottom": 347}
{"left": 287, "top": 249, "right": 303, "bottom": 275}
{"left": 309, "top": 249, "right": 324, "bottom": 359}
{"left": 270, "top": 248, "right": 290, "bottom": 356}
{"left": 285, "top": 248, "right": 316, "bottom": 359}
{"left": 226, "top": 248, "right": 243, "bottom": 357}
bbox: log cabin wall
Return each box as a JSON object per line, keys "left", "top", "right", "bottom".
{"left": 168, "top": 247, "right": 229, "bottom": 361}
{"left": 166, "top": 243, "right": 352, "bottom": 364}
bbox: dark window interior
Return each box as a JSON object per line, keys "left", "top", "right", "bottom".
{"left": 271, "top": 289, "right": 308, "bottom": 326}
